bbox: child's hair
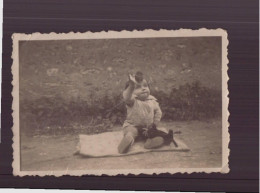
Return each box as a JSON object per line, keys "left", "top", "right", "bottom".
{"left": 135, "top": 71, "right": 143, "bottom": 83}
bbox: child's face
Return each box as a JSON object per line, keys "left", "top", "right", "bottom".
{"left": 133, "top": 79, "right": 150, "bottom": 100}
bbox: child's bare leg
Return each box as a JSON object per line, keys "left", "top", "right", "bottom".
{"left": 144, "top": 137, "right": 164, "bottom": 149}
{"left": 118, "top": 126, "right": 138, "bottom": 154}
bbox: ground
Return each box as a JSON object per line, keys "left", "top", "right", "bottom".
{"left": 20, "top": 118, "right": 222, "bottom": 171}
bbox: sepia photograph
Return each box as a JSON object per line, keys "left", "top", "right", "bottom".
{"left": 12, "top": 29, "right": 229, "bottom": 176}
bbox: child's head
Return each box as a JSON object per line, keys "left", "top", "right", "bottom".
{"left": 125, "top": 71, "right": 150, "bottom": 101}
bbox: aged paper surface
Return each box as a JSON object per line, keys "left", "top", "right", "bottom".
{"left": 12, "top": 29, "right": 229, "bottom": 176}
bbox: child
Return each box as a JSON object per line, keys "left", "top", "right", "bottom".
{"left": 118, "top": 71, "right": 171, "bottom": 154}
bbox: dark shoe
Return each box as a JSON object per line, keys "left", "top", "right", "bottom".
{"left": 164, "top": 130, "right": 173, "bottom": 145}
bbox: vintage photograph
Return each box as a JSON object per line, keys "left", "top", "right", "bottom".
{"left": 12, "top": 29, "right": 229, "bottom": 176}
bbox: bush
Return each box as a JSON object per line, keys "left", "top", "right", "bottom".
{"left": 153, "top": 81, "right": 221, "bottom": 121}
{"left": 20, "top": 81, "right": 221, "bottom": 135}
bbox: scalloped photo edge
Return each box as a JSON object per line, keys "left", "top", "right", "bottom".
{"left": 11, "top": 28, "right": 229, "bottom": 176}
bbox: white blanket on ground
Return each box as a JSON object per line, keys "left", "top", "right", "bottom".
{"left": 76, "top": 130, "right": 190, "bottom": 158}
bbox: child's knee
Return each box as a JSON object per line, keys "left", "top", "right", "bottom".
{"left": 125, "top": 131, "right": 136, "bottom": 140}
{"left": 118, "top": 126, "right": 138, "bottom": 154}
{"left": 118, "top": 134, "right": 135, "bottom": 154}
{"left": 144, "top": 137, "right": 164, "bottom": 149}
{"left": 123, "top": 126, "right": 138, "bottom": 139}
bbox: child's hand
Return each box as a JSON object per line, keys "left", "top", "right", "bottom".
{"left": 143, "top": 124, "right": 155, "bottom": 138}
{"left": 142, "top": 128, "right": 149, "bottom": 137}
{"left": 129, "top": 74, "right": 137, "bottom": 84}
{"left": 128, "top": 74, "right": 141, "bottom": 86}
{"left": 148, "top": 123, "right": 157, "bottom": 130}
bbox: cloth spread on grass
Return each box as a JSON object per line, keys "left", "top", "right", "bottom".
{"left": 76, "top": 130, "right": 190, "bottom": 158}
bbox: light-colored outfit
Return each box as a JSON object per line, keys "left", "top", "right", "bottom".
{"left": 123, "top": 95, "right": 162, "bottom": 139}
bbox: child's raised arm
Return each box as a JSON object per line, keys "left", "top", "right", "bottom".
{"left": 123, "top": 74, "right": 138, "bottom": 106}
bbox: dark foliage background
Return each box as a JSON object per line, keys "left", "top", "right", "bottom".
{"left": 19, "top": 37, "right": 222, "bottom": 136}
